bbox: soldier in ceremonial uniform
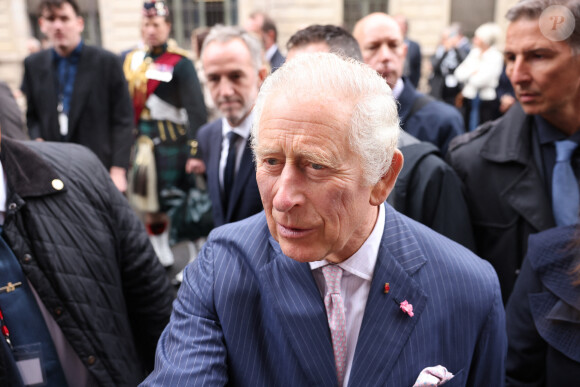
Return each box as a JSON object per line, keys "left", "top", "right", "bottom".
{"left": 124, "top": 0, "right": 207, "bottom": 266}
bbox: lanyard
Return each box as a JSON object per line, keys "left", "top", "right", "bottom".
{"left": 0, "top": 281, "right": 23, "bottom": 350}
{"left": 0, "top": 304, "right": 13, "bottom": 349}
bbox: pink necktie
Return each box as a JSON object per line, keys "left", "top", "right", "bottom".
{"left": 322, "top": 265, "right": 347, "bottom": 386}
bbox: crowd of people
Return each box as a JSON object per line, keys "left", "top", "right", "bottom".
{"left": 0, "top": 0, "right": 579, "bottom": 385}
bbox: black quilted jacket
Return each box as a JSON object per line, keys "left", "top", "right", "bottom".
{"left": 0, "top": 138, "right": 173, "bottom": 386}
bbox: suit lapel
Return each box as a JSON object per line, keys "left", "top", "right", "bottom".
{"left": 36, "top": 51, "right": 60, "bottom": 139}
{"left": 259, "top": 238, "right": 337, "bottom": 385}
{"left": 503, "top": 165, "right": 554, "bottom": 230}
{"left": 68, "top": 46, "right": 93, "bottom": 139}
{"left": 208, "top": 123, "right": 226, "bottom": 223}
{"left": 349, "top": 206, "right": 428, "bottom": 385}
{"left": 480, "top": 106, "right": 555, "bottom": 231}
{"left": 226, "top": 140, "right": 255, "bottom": 221}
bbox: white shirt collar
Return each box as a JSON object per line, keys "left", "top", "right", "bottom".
{"left": 392, "top": 78, "right": 404, "bottom": 99}
{"left": 310, "top": 203, "right": 385, "bottom": 281}
{"left": 221, "top": 111, "right": 253, "bottom": 140}
{"left": 265, "top": 44, "right": 278, "bottom": 62}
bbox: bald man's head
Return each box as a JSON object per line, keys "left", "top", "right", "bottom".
{"left": 353, "top": 13, "right": 407, "bottom": 88}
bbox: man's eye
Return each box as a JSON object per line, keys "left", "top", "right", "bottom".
{"left": 266, "top": 158, "right": 278, "bottom": 166}
{"left": 311, "top": 163, "right": 324, "bottom": 170}
{"left": 504, "top": 54, "right": 515, "bottom": 62}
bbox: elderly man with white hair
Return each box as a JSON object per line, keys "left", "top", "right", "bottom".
{"left": 142, "top": 52, "right": 506, "bottom": 387}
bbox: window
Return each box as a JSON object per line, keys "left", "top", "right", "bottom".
{"left": 343, "top": 0, "right": 389, "bottom": 32}
{"left": 167, "top": 0, "right": 238, "bottom": 49}
{"left": 450, "top": 0, "right": 495, "bottom": 38}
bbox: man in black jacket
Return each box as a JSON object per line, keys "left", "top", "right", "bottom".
{"left": 21, "top": 0, "right": 134, "bottom": 193}
{"left": 447, "top": 0, "right": 580, "bottom": 303}
{"left": 353, "top": 12, "right": 464, "bottom": 157}
{"left": 0, "top": 130, "right": 173, "bottom": 385}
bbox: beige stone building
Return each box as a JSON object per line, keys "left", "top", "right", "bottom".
{"left": 1, "top": 0, "right": 517, "bottom": 92}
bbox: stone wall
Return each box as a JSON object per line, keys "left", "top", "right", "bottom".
{"left": 0, "top": 0, "right": 524, "bottom": 94}
{"left": 239, "top": 0, "right": 343, "bottom": 54}
{"left": 0, "top": 0, "right": 32, "bottom": 89}
{"left": 98, "top": 0, "right": 142, "bottom": 54}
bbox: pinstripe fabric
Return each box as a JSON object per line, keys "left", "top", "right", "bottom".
{"left": 141, "top": 204, "right": 506, "bottom": 387}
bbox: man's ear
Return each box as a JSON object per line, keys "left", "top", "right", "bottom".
{"left": 77, "top": 16, "right": 85, "bottom": 33}
{"left": 370, "top": 149, "right": 404, "bottom": 206}
{"left": 257, "top": 65, "right": 269, "bottom": 85}
{"left": 38, "top": 17, "right": 46, "bottom": 34}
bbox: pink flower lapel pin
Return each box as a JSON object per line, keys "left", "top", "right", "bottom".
{"left": 399, "top": 300, "right": 414, "bottom": 317}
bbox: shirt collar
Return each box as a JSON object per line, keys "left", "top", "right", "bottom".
{"left": 392, "top": 78, "right": 404, "bottom": 99}
{"left": 222, "top": 111, "right": 253, "bottom": 140}
{"left": 52, "top": 40, "right": 84, "bottom": 61}
{"left": 535, "top": 115, "right": 580, "bottom": 145}
{"left": 265, "top": 44, "right": 278, "bottom": 62}
{"left": 309, "top": 203, "right": 385, "bottom": 281}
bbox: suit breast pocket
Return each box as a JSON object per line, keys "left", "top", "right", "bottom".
{"left": 440, "top": 368, "right": 465, "bottom": 387}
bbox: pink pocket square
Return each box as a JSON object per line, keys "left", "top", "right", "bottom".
{"left": 412, "top": 365, "right": 454, "bottom": 387}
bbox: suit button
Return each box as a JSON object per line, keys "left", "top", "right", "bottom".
{"left": 87, "top": 355, "right": 96, "bottom": 365}
{"left": 22, "top": 254, "right": 32, "bottom": 263}
{"left": 515, "top": 269, "right": 521, "bottom": 275}
{"left": 54, "top": 307, "right": 63, "bottom": 316}
{"left": 8, "top": 203, "right": 16, "bottom": 211}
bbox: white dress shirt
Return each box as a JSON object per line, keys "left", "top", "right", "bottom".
{"left": 265, "top": 44, "right": 279, "bottom": 63}
{"left": 392, "top": 77, "right": 404, "bottom": 99}
{"left": 219, "top": 113, "right": 253, "bottom": 194}
{"left": 310, "top": 203, "right": 385, "bottom": 387}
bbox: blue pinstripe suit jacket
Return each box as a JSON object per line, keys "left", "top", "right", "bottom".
{"left": 142, "top": 204, "right": 506, "bottom": 386}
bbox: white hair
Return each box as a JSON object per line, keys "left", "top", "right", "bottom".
{"left": 202, "top": 24, "right": 264, "bottom": 70}
{"left": 474, "top": 22, "right": 502, "bottom": 48}
{"left": 251, "top": 52, "right": 400, "bottom": 185}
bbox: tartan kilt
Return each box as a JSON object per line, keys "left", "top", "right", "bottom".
{"left": 136, "top": 119, "right": 190, "bottom": 211}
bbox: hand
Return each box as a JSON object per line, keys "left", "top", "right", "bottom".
{"left": 110, "top": 166, "right": 128, "bottom": 193}
{"left": 186, "top": 158, "right": 206, "bottom": 174}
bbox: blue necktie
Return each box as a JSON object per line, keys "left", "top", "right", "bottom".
{"left": 223, "top": 131, "right": 240, "bottom": 210}
{"left": 552, "top": 140, "right": 579, "bottom": 226}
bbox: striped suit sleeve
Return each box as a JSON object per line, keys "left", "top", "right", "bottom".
{"left": 140, "top": 242, "right": 228, "bottom": 386}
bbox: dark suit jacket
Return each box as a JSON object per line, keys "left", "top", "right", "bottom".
{"left": 398, "top": 78, "right": 464, "bottom": 157}
{"left": 390, "top": 133, "right": 475, "bottom": 250}
{"left": 404, "top": 39, "right": 422, "bottom": 88}
{"left": 447, "top": 103, "right": 557, "bottom": 303}
{"left": 143, "top": 206, "right": 506, "bottom": 386}
{"left": 197, "top": 118, "right": 262, "bottom": 227}
{"left": 22, "top": 45, "right": 133, "bottom": 169}
{"left": 506, "top": 225, "right": 580, "bottom": 386}
{"left": 270, "top": 47, "right": 285, "bottom": 72}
